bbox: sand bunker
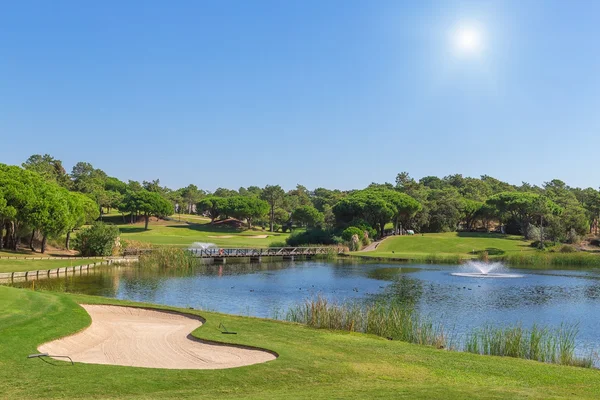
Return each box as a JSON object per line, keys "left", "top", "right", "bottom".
{"left": 39, "top": 305, "right": 276, "bottom": 369}
{"left": 246, "top": 235, "right": 269, "bottom": 239}
{"left": 207, "top": 235, "right": 234, "bottom": 238}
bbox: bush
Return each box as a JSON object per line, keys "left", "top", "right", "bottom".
{"left": 349, "top": 219, "right": 377, "bottom": 240}
{"left": 331, "top": 235, "right": 344, "bottom": 245}
{"left": 566, "top": 228, "right": 580, "bottom": 244}
{"left": 525, "top": 224, "right": 542, "bottom": 241}
{"left": 268, "top": 241, "right": 287, "bottom": 248}
{"left": 559, "top": 244, "right": 577, "bottom": 253}
{"left": 530, "top": 240, "right": 557, "bottom": 249}
{"left": 341, "top": 227, "right": 363, "bottom": 242}
{"left": 74, "top": 222, "right": 120, "bottom": 256}
{"left": 286, "top": 228, "right": 334, "bottom": 246}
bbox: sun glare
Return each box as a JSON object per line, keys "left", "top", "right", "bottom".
{"left": 453, "top": 25, "right": 483, "bottom": 54}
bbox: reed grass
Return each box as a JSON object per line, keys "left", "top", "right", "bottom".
{"left": 286, "top": 296, "right": 447, "bottom": 348}
{"left": 286, "top": 297, "right": 596, "bottom": 368}
{"left": 137, "top": 247, "right": 198, "bottom": 269}
{"left": 504, "top": 252, "right": 600, "bottom": 267}
{"left": 417, "top": 254, "right": 467, "bottom": 264}
{"left": 463, "top": 323, "right": 594, "bottom": 367}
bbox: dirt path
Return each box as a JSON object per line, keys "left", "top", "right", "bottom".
{"left": 39, "top": 305, "right": 276, "bottom": 369}
{"left": 360, "top": 236, "right": 390, "bottom": 252}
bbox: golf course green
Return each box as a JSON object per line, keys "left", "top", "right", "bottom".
{"left": 1, "top": 285, "right": 599, "bottom": 399}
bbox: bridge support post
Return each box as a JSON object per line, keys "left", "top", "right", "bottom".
{"left": 283, "top": 255, "right": 295, "bottom": 261}
{"left": 250, "top": 256, "right": 262, "bottom": 263}
{"left": 213, "top": 257, "right": 226, "bottom": 264}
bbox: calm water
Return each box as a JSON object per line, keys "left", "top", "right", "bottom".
{"left": 10, "top": 260, "right": 600, "bottom": 353}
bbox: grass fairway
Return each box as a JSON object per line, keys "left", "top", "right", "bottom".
{"left": 116, "top": 220, "right": 290, "bottom": 248}
{"left": 0, "top": 258, "right": 103, "bottom": 273}
{"left": 1, "top": 286, "right": 599, "bottom": 399}
{"left": 357, "top": 232, "right": 534, "bottom": 260}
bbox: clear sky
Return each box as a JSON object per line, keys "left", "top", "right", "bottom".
{"left": 1, "top": 1, "right": 599, "bottom": 191}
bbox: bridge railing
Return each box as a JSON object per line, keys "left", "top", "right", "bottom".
{"left": 188, "top": 247, "right": 345, "bottom": 258}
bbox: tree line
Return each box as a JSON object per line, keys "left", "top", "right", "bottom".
{"left": 1, "top": 154, "right": 600, "bottom": 252}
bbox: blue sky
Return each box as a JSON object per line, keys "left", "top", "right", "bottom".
{"left": 1, "top": 1, "right": 599, "bottom": 191}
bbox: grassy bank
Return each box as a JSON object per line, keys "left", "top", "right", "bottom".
{"left": 358, "top": 232, "right": 533, "bottom": 260}
{"left": 1, "top": 286, "right": 599, "bottom": 399}
{"left": 114, "top": 219, "right": 290, "bottom": 248}
{"left": 354, "top": 232, "right": 600, "bottom": 268}
{"left": 0, "top": 257, "right": 103, "bottom": 273}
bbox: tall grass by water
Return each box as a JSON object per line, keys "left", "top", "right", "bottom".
{"left": 138, "top": 248, "right": 198, "bottom": 269}
{"left": 504, "top": 252, "right": 600, "bottom": 267}
{"left": 465, "top": 323, "right": 594, "bottom": 367}
{"left": 286, "top": 297, "right": 596, "bottom": 368}
{"left": 286, "top": 296, "right": 448, "bottom": 348}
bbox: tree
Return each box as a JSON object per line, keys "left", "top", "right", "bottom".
{"left": 461, "top": 199, "right": 483, "bottom": 231}
{"left": 529, "top": 195, "right": 562, "bottom": 248}
{"left": 120, "top": 190, "right": 174, "bottom": 230}
{"left": 64, "top": 193, "right": 100, "bottom": 250}
{"left": 261, "top": 185, "right": 285, "bottom": 232}
{"left": 332, "top": 190, "right": 395, "bottom": 237}
{"left": 292, "top": 205, "right": 324, "bottom": 228}
{"left": 311, "top": 188, "right": 345, "bottom": 212}
{"left": 487, "top": 192, "right": 561, "bottom": 237}
{"left": 180, "top": 184, "right": 205, "bottom": 214}
{"left": 487, "top": 192, "right": 541, "bottom": 234}
{"left": 422, "top": 188, "right": 463, "bottom": 232}
{"left": 213, "top": 187, "right": 238, "bottom": 198}
{"left": 222, "top": 196, "right": 269, "bottom": 228}
{"left": 22, "top": 154, "right": 70, "bottom": 188}
{"left": 375, "top": 189, "right": 421, "bottom": 233}
{"left": 71, "top": 162, "right": 107, "bottom": 193}
{"left": 196, "top": 196, "right": 228, "bottom": 223}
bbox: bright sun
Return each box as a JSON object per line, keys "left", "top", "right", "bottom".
{"left": 453, "top": 26, "right": 483, "bottom": 54}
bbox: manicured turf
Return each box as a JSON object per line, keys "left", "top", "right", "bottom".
{"left": 358, "top": 232, "right": 534, "bottom": 260}
{"left": 0, "top": 258, "right": 103, "bottom": 273}
{"left": 0, "top": 285, "right": 598, "bottom": 399}
{"left": 116, "top": 220, "right": 290, "bottom": 248}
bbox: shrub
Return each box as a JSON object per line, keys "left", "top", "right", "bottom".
{"left": 530, "top": 240, "right": 557, "bottom": 249}
{"left": 268, "top": 241, "right": 287, "bottom": 248}
{"left": 341, "top": 227, "right": 363, "bottom": 242}
{"left": 348, "top": 234, "right": 361, "bottom": 251}
{"left": 286, "top": 228, "right": 334, "bottom": 246}
{"left": 74, "top": 222, "right": 120, "bottom": 256}
{"left": 331, "top": 235, "right": 344, "bottom": 245}
{"left": 525, "top": 224, "right": 542, "bottom": 241}
{"left": 559, "top": 244, "right": 577, "bottom": 253}
{"left": 566, "top": 228, "right": 580, "bottom": 244}
{"left": 349, "top": 219, "right": 377, "bottom": 241}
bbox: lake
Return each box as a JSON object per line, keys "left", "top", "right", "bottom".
{"left": 10, "top": 259, "right": 600, "bottom": 355}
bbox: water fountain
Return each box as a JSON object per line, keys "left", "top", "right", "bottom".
{"left": 188, "top": 242, "right": 218, "bottom": 251}
{"left": 451, "top": 260, "right": 523, "bottom": 278}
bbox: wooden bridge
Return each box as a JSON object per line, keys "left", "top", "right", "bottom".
{"left": 188, "top": 247, "right": 345, "bottom": 260}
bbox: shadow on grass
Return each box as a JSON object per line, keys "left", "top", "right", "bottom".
{"left": 167, "top": 224, "right": 246, "bottom": 234}
{"left": 118, "top": 227, "right": 148, "bottom": 234}
{"left": 456, "top": 231, "right": 527, "bottom": 242}
{"left": 475, "top": 248, "right": 506, "bottom": 256}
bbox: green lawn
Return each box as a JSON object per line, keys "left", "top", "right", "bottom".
{"left": 0, "top": 285, "right": 598, "bottom": 399}
{"left": 116, "top": 220, "right": 290, "bottom": 248}
{"left": 358, "top": 232, "right": 534, "bottom": 260}
{"left": 0, "top": 258, "right": 103, "bottom": 273}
